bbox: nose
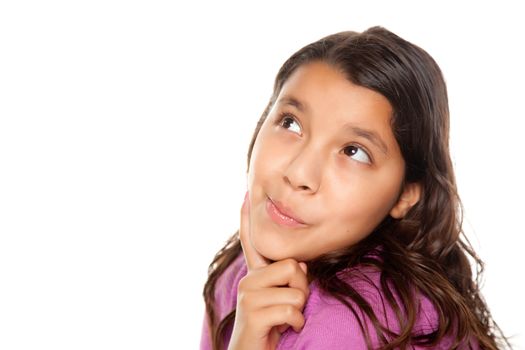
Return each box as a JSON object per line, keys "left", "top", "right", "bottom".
{"left": 283, "top": 144, "right": 322, "bottom": 193}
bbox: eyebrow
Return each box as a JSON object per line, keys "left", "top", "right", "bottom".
{"left": 277, "top": 94, "right": 389, "bottom": 155}
{"left": 277, "top": 95, "right": 309, "bottom": 113}
{"left": 344, "top": 124, "right": 389, "bottom": 155}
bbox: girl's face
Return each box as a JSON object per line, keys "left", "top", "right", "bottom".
{"left": 247, "top": 61, "right": 419, "bottom": 262}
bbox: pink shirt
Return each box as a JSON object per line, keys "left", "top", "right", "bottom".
{"left": 200, "top": 251, "right": 476, "bottom": 349}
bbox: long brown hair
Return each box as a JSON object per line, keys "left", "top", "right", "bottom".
{"left": 203, "top": 26, "right": 511, "bottom": 350}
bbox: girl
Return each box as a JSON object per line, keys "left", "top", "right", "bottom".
{"left": 200, "top": 26, "right": 510, "bottom": 349}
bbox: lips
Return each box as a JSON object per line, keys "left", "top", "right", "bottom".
{"left": 268, "top": 196, "right": 307, "bottom": 224}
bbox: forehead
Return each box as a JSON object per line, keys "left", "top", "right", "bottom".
{"left": 276, "top": 61, "right": 395, "bottom": 140}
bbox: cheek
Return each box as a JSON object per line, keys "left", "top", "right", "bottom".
{"left": 248, "top": 132, "right": 284, "bottom": 185}
{"left": 328, "top": 177, "right": 401, "bottom": 233}
{"left": 247, "top": 132, "right": 267, "bottom": 184}
{"left": 248, "top": 145, "right": 264, "bottom": 184}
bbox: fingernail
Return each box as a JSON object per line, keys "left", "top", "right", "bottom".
{"left": 299, "top": 262, "right": 307, "bottom": 274}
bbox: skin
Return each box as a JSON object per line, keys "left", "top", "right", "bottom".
{"left": 228, "top": 62, "right": 421, "bottom": 350}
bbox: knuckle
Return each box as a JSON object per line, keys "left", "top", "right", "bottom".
{"left": 236, "top": 279, "right": 254, "bottom": 305}
{"left": 244, "top": 313, "right": 258, "bottom": 329}
{"left": 282, "top": 258, "right": 299, "bottom": 274}
{"left": 282, "top": 304, "right": 296, "bottom": 317}
{"left": 237, "top": 276, "right": 249, "bottom": 291}
{"left": 238, "top": 274, "right": 256, "bottom": 291}
{"left": 237, "top": 291, "right": 257, "bottom": 311}
{"left": 298, "top": 314, "right": 305, "bottom": 328}
{"left": 292, "top": 289, "right": 306, "bottom": 307}
{"left": 237, "top": 290, "right": 250, "bottom": 308}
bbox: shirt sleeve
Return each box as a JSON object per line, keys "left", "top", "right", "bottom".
{"left": 277, "top": 295, "right": 473, "bottom": 350}
{"left": 199, "top": 310, "right": 212, "bottom": 350}
{"left": 200, "top": 253, "right": 247, "bottom": 350}
{"left": 278, "top": 302, "right": 371, "bottom": 350}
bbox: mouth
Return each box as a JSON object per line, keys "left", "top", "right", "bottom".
{"left": 266, "top": 196, "right": 308, "bottom": 228}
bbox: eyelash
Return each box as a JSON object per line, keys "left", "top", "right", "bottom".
{"left": 276, "top": 112, "right": 303, "bottom": 134}
{"left": 275, "top": 112, "right": 373, "bottom": 164}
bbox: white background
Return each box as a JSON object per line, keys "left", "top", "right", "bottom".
{"left": 1, "top": 1, "right": 523, "bottom": 349}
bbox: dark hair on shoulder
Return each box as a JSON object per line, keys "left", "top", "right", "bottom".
{"left": 203, "top": 26, "right": 511, "bottom": 350}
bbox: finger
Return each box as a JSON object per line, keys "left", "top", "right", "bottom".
{"left": 239, "top": 191, "right": 270, "bottom": 271}
{"left": 276, "top": 324, "right": 290, "bottom": 334}
{"left": 244, "top": 258, "right": 310, "bottom": 298}
{"left": 290, "top": 262, "right": 310, "bottom": 300}
{"left": 298, "top": 262, "right": 307, "bottom": 275}
{"left": 238, "top": 287, "right": 307, "bottom": 311}
{"left": 253, "top": 304, "right": 306, "bottom": 334}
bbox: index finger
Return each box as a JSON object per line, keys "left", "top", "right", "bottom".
{"left": 240, "top": 191, "right": 270, "bottom": 271}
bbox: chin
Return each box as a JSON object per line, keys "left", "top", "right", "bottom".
{"left": 252, "top": 238, "right": 291, "bottom": 262}
{"left": 250, "top": 213, "right": 310, "bottom": 262}
{"left": 255, "top": 240, "right": 311, "bottom": 262}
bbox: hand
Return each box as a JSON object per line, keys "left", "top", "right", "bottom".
{"left": 228, "top": 191, "right": 310, "bottom": 350}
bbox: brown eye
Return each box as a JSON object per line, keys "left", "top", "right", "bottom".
{"left": 343, "top": 145, "right": 371, "bottom": 164}
{"left": 278, "top": 113, "right": 301, "bottom": 134}
{"left": 282, "top": 117, "right": 294, "bottom": 128}
{"left": 344, "top": 145, "right": 358, "bottom": 156}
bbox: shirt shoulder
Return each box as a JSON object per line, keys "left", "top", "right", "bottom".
{"left": 214, "top": 251, "right": 247, "bottom": 322}
{"left": 200, "top": 251, "right": 247, "bottom": 350}
{"left": 277, "top": 264, "right": 447, "bottom": 350}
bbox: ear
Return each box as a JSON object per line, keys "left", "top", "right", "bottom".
{"left": 389, "top": 182, "right": 422, "bottom": 219}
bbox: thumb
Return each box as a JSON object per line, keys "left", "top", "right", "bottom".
{"left": 239, "top": 191, "right": 270, "bottom": 271}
